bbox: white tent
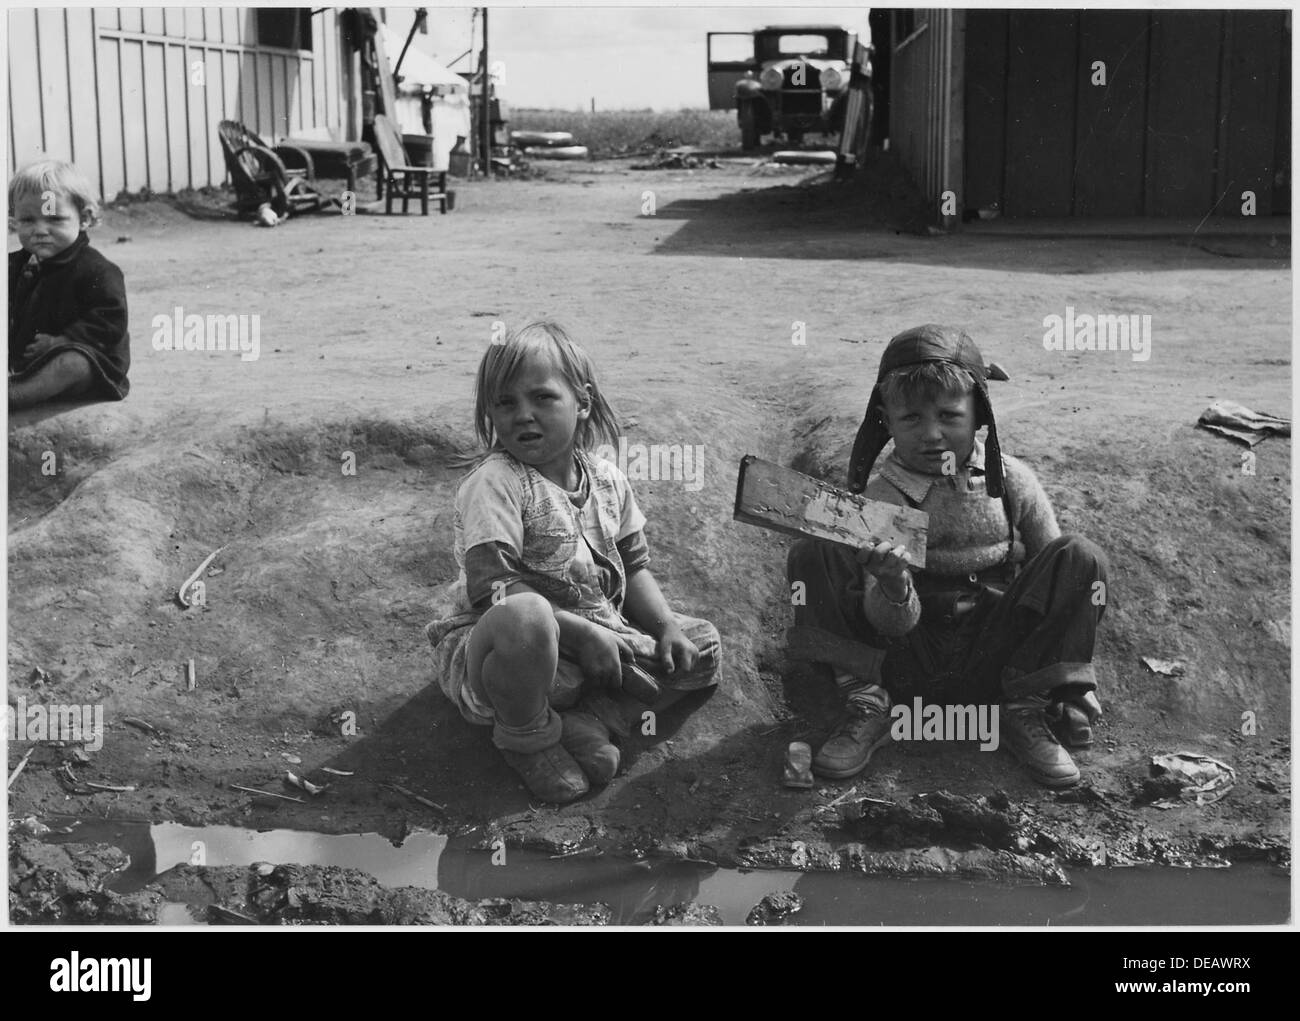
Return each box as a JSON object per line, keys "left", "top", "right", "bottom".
{"left": 380, "top": 23, "right": 471, "bottom": 171}
{"left": 381, "top": 24, "right": 468, "bottom": 92}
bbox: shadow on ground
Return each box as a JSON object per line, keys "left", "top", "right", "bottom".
{"left": 650, "top": 154, "right": 1290, "bottom": 273}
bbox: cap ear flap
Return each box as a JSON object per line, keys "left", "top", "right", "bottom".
{"left": 973, "top": 381, "right": 1006, "bottom": 498}
{"left": 847, "top": 387, "right": 887, "bottom": 493}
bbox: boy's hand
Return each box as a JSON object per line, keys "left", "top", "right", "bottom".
{"left": 577, "top": 625, "right": 636, "bottom": 690}
{"left": 654, "top": 624, "right": 699, "bottom": 675}
{"left": 24, "top": 333, "right": 60, "bottom": 361}
{"left": 857, "top": 540, "right": 912, "bottom": 598}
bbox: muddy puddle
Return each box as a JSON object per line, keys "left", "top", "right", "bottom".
{"left": 39, "top": 818, "right": 1291, "bottom": 926}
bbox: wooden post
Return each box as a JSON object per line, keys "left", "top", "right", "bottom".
{"left": 481, "top": 7, "right": 492, "bottom": 178}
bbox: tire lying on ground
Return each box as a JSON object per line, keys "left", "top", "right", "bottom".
{"left": 772, "top": 150, "right": 838, "bottom": 165}
{"left": 511, "top": 130, "right": 576, "bottom": 148}
{"left": 520, "top": 145, "right": 590, "bottom": 160}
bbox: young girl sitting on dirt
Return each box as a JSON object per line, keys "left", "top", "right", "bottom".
{"left": 427, "top": 321, "right": 721, "bottom": 803}
{"left": 9, "top": 159, "right": 131, "bottom": 410}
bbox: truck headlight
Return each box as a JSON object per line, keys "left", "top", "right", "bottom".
{"left": 819, "top": 67, "right": 844, "bottom": 91}
{"left": 760, "top": 66, "right": 784, "bottom": 90}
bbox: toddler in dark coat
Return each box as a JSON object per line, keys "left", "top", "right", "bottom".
{"left": 9, "top": 159, "right": 130, "bottom": 410}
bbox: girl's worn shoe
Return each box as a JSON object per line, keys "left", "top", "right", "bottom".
{"left": 561, "top": 710, "right": 620, "bottom": 785}
{"left": 493, "top": 706, "right": 589, "bottom": 804}
{"left": 497, "top": 745, "right": 589, "bottom": 803}
{"left": 560, "top": 691, "right": 631, "bottom": 785}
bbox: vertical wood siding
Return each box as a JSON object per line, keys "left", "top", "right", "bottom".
{"left": 956, "top": 9, "right": 1290, "bottom": 218}
{"left": 890, "top": 9, "right": 963, "bottom": 228}
{"left": 8, "top": 6, "right": 352, "bottom": 200}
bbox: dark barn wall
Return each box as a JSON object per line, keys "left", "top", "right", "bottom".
{"left": 961, "top": 9, "right": 1290, "bottom": 218}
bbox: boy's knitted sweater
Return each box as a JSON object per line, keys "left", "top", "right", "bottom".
{"left": 861, "top": 440, "right": 1060, "bottom": 636}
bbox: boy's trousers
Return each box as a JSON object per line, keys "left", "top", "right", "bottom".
{"left": 786, "top": 534, "right": 1108, "bottom": 704}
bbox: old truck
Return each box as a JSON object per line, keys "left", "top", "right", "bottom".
{"left": 706, "top": 26, "right": 872, "bottom": 154}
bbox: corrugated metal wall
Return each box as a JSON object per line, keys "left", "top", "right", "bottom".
{"left": 888, "top": 9, "right": 963, "bottom": 228}
{"left": 8, "top": 7, "right": 353, "bottom": 200}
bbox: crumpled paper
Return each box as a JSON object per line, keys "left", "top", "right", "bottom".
{"left": 1148, "top": 752, "right": 1236, "bottom": 808}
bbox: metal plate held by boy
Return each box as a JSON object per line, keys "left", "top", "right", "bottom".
{"left": 733, "top": 455, "right": 928, "bottom": 568}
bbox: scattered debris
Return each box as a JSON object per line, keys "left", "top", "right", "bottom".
{"left": 122, "top": 717, "right": 159, "bottom": 736}
{"left": 1140, "top": 657, "right": 1186, "bottom": 677}
{"left": 178, "top": 546, "right": 227, "bottom": 607}
{"left": 56, "top": 763, "right": 135, "bottom": 794}
{"left": 207, "top": 904, "right": 259, "bottom": 925}
{"left": 1196, "top": 400, "right": 1290, "bottom": 446}
{"left": 648, "top": 902, "right": 725, "bottom": 926}
{"left": 186, "top": 658, "right": 196, "bottom": 691}
{"left": 7, "top": 747, "right": 35, "bottom": 790}
{"left": 631, "top": 150, "right": 721, "bottom": 170}
{"left": 1144, "top": 752, "right": 1236, "bottom": 808}
{"left": 230, "top": 783, "right": 304, "bottom": 804}
{"left": 385, "top": 783, "right": 446, "bottom": 813}
{"left": 13, "top": 815, "right": 50, "bottom": 836}
{"left": 284, "top": 770, "right": 328, "bottom": 796}
{"left": 549, "top": 846, "right": 602, "bottom": 860}
{"left": 782, "top": 742, "right": 814, "bottom": 789}
{"left": 320, "top": 767, "right": 354, "bottom": 777}
{"left": 29, "top": 666, "right": 50, "bottom": 685}
{"left": 281, "top": 753, "right": 302, "bottom": 765}
{"left": 746, "top": 890, "right": 804, "bottom": 925}
{"left": 255, "top": 203, "right": 284, "bottom": 227}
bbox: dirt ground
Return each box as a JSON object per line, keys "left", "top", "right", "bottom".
{"left": 6, "top": 154, "right": 1292, "bottom": 922}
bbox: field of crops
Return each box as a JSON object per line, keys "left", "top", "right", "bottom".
{"left": 509, "top": 108, "right": 741, "bottom": 156}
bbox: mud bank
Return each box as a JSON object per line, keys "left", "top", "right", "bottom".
{"left": 6, "top": 161, "right": 1291, "bottom": 923}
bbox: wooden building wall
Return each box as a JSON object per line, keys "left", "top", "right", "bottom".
{"left": 8, "top": 7, "right": 356, "bottom": 200}
{"left": 962, "top": 9, "right": 1290, "bottom": 218}
{"left": 889, "top": 9, "right": 964, "bottom": 229}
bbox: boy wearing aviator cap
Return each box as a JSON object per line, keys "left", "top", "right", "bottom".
{"left": 786, "top": 324, "right": 1108, "bottom": 788}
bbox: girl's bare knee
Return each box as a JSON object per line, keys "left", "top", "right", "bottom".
{"left": 480, "top": 592, "right": 558, "bottom": 651}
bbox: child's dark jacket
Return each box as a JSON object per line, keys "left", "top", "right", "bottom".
{"left": 8, "top": 232, "right": 130, "bottom": 399}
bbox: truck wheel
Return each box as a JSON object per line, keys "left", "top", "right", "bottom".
{"left": 739, "top": 102, "right": 760, "bottom": 151}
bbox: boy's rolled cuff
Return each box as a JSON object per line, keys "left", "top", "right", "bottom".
{"left": 1001, "top": 662, "right": 1097, "bottom": 700}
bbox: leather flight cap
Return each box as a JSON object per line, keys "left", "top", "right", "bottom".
{"left": 847, "top": 324, "right": 1009, "bottom": 498}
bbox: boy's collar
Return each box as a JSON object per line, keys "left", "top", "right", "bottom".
{"left": 879, "top": 438, "right": 986, "bottom": 504}
{"left": 32, "top": 232, "right": 90, "bottom": 268}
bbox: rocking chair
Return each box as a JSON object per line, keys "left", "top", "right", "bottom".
{"left": 217, "top": 120, "right": 334, "bottom": 218}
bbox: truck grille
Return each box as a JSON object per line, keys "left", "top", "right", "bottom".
{"left": 778, "top": 90, "right": 822, "bottom": 116}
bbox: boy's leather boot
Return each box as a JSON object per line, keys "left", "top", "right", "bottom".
{"left": 813, "top": 678, "right": 894, "bottom": 780}
{"left": 493, "top": 706, "right": 589, "bottom": 803}
{"left": 1002, "top": 695, "right": 1080, "bottom": 788}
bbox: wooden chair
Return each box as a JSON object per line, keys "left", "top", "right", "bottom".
{"left": 372, "top": 115, "right": 448, "bottom": 215}
{"left": 217, "top": 121, "right": 332, "bottom": 218}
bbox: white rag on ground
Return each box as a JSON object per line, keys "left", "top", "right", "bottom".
{"left": 1196, "top": 400, "right": 1290, "bottom": 446}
